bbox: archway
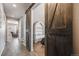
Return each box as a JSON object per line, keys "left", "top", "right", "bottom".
{"left": 33, "top": 21, "right": 45, "bottom": 44}
{"left": 33, "top": 21, "right": 45, "bottom": 55}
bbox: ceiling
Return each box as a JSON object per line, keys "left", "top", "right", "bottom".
{"left": 3, "top": 3, "right": 32, "bottom": 20}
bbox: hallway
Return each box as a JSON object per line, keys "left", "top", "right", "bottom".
{"left": 1, "top": 37, "right": 43, "bottom": 56}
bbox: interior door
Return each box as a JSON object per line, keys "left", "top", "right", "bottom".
{"left": 45, "top": 3, "right": 73, "bottom": 56}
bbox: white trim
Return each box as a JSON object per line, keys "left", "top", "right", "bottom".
{"left": 30, "top": 8, "right": 33, "bottom": 52}
{"left": 0, "top": 42, "right": 5, "bottom": 56}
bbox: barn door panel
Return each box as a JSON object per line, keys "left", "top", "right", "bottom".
{"left": 45, "top": 3, "right": 73, "bottom": 56}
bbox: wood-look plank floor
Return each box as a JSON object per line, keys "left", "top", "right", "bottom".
{"left": 33, "top": 42, "right": 45, "bottom": 56}
{"left": 1, "top": 38, "right": 45, "bottom": 56}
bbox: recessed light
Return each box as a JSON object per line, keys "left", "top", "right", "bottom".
{"left": 13, "top": 4, "right": 16, "bottom": 8}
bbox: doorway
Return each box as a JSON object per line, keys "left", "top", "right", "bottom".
{"left": 31, "top": 3, "right": 45, "bottom": 56}
{"left": 7, "top": 18, "right": 19, "bottom": 42}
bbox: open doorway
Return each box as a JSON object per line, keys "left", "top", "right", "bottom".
{"left": 31, "top": 4, "right": 45, "bottom": 56}
{"left": 33, "top": 21, "right": 45, "bottom": 55}
{"left": 7, "top": 18, "right": 19, "bottom": 42}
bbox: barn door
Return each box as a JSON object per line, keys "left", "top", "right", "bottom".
{"left": 45, "top": 3, "right": 73, "bottom": 56}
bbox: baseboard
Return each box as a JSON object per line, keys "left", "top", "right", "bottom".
{"left": 0, "top": 43, "right": 5, "bottom": 56}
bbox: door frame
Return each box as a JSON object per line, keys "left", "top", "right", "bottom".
{"left": 31, "top": 3, "right": 41, "bottom": 51}
{"left": 31, "top": 3, "right": 46, "bottom": 54}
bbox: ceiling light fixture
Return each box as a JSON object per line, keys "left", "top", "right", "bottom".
{"left": 13, "top": 4, "right": 16, "bottom": 8}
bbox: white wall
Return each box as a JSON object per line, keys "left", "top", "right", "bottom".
{"left": 18, "top": 15, "right": 26, "bottom": 46}
{"left": 0, "top": 3, "right": 6, "bottom": 55}
{"left": 33, "top": 4, "right": 45, "bottom": 24}
{"left": 19, "top": 17, "right": 21, "bottom": 41}
{"left": 32, "top": 4, "right": 45, "bottom": 43}
{"left": 23, "top": 15, "right": 26, "bottom": 46}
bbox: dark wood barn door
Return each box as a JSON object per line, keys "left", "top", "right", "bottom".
{"left": 45, "top": 3, "right": 73, "bottom": 56}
